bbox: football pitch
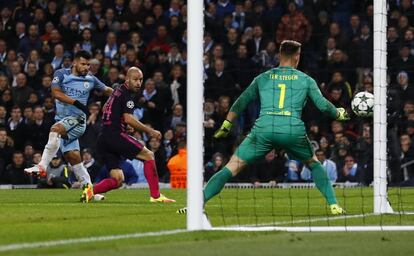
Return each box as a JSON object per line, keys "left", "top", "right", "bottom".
{"left": 1, "top": 188, "right": 414, "bottom": 256}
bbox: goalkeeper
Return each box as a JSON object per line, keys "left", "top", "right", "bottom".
{"left": 185, "top": 40, "right": 349, "bottom": 215}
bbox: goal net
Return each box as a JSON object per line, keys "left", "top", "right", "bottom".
{"left": 186, "top": 0, "right": 414, "bottom": 231}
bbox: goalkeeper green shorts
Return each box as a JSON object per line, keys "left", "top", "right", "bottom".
{"left": 234, "top": 129, "right": 314, "bottom": 164}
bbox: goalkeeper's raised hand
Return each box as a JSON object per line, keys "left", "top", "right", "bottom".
{"left": 214, "top": 120, "right": 233, "bottom": 139}
{"left": 336, "top": 108, "right": 350, "bottom": 121}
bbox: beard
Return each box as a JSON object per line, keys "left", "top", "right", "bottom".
{"left": 75, "top": 66, "right": 88, "bottom": 76}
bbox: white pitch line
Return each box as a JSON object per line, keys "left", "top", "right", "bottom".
{"left": 0, "top": 229, "right": 188, "bottom": 253}
{"left": 216, "top": 211, "right": 414, "bottom": 228}
{"left": 212, "top": 225, "right": 414, "bottom": 232}
{"left": 3, "top": 212, "right": 414, "bottom": 252}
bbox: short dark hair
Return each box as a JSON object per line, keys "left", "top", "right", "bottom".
{"left": 12, "top": 150, "right": 23, "bottom": 156}
{"left": 74, "top": 50, "right": 91, "bottom": 60}
{"left": 279, "top": 40, "right": 301, "bottom": 57}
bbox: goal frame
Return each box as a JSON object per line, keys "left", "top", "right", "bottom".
{"left": 186, "top": 0, "right": 414, "bottom": 232}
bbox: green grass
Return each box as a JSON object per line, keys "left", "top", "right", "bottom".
{"left": 0, "top": 188, "right": 413, "bottom": 255}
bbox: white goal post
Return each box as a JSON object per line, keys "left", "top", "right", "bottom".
{"left": 373, "top": 0, "right": 394, "bottom": 214}
{"left": 186, "top": 0, "right": 413, "bottom": 231}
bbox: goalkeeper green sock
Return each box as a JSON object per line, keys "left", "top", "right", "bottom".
{"left": 203, "top": 167, "right": 233, "bottom": 203}
{"left": 309, "top": 161, "right": 337, "bottom": 205}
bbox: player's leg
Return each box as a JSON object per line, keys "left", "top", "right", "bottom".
{"left": 64, "top": 148, "right": 94, "bottom": 202}
{"left": 93, "top": 168, "right": 124, "bottom": 194}
{"left": 136, "top": 147, "right": 175, "bottom": 202}
{"left": 24, "top": 123, "right": 66, "bottom": 175}
{"left": 203, "top": 154, "right": 247, "bottom": 203}
{"left": 204, "top": 131, "right": 271, "bottom": 204}
{"left": 284, "top": 135, "right": 344, "bottom": 214}
{"left": 303, "top": 157, "right": 344, "bottom": 214}
{"left": 64, "top": 149, "right": 91, "bottom": 185}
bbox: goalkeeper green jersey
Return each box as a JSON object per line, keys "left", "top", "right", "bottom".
{"left": 230, "top": 66, "right": 337, "bottom": 135}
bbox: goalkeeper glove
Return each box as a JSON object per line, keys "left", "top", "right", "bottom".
{"left": 214, "top": 120, "right": 233, "bottom": 139}
{"left": 73, "top": 100, "right": 89, "bottom": 116}
{"left": 336, "top": 108, "right": 350, "bottom": 121}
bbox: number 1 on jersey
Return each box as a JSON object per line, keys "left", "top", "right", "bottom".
{"left": 278, "top": 83, "right": 286, "bottom": 109}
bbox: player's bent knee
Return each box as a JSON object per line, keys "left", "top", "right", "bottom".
{"left": 136, "top": 147, "right": 154, "bottom": 161}
{"left": 110, "top": 169, "right": 124, "bottom": 186}
{"left": 50, "top": 124, "right": 65, "bottom": 135}
{"left": 225, "top": 155, "right": 247, "bottom": 176}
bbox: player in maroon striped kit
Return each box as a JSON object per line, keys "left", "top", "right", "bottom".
{"left": 94, "top": 67, "right": 175, "bottom": 203}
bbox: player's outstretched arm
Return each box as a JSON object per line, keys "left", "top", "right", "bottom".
{"left": 214, "top": 78, "right": 259, "bottom": 139}
{"left": 307, "top": 78, "right": 350, "bottom": 120}
{"left": 103, "top": 86, "right": 114, "bottom": 96}
{"left": 123, "top": 113, "right": 162, "bottom": 139}
{"left": 51, "top": 87, "right": 89, "bottom": 115}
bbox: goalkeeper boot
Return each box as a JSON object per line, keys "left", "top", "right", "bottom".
{"left": 80, "top": 183, "right": 94, "bottom": 203}
{"left": 24, "top": 164, "right": 47, "bottom": 178}
{"left": 150, "top": 194, "right": 176, "bottom": 203}
{"left": 330, "top": 204, "right": 346, "bottom": 215}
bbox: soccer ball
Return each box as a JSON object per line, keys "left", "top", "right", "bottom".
{"left": 351, "top": 91, "right": 374, "bottom": 117}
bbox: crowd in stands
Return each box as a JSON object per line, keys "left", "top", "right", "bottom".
{"left": 0, "top": 0, "right": 413, "bottom": 188}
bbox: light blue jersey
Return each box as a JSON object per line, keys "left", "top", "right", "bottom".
{"left": 51, "top": 68, "right": 106, "bottom": 121}
{"left": 51, "top": 68, "right": 106, "bottom": 153}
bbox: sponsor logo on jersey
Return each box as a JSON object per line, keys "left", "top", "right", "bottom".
{"left": 126, "top": 100, "right": 134, "bottom": 109}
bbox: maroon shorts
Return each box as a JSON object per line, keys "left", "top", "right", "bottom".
{"left": 97, "top": 132, "right": 144, "bottom": 169}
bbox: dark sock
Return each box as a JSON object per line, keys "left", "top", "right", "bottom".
{"left": 309, "top": 161, "right": 337, "bottom": 205}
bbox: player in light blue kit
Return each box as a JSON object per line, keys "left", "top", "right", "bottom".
{"left": 25, "top": 50, "right": 113, "bottom": 202}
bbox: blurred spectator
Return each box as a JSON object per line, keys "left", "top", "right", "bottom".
{"left": 252, "top": 41, "right": 279, "bottom": 71}
{"left": 390, "top": 45, "right": 414, "bottom": 81}
{"left": 37, "top": 156, "right": 70, "bottom": 188}
{"left": 146, "top": 24, "right": 172, "bottom": 55}
{"left": 139, "top": 78, "right": 169, "bottom": 132}
{"left": 0, "top": 127, "right": 13, "bottom": 173}
{"left": 165, "top": 103, "right": 185, "bottom": 130}
{"left": 246, "top": 24, "right": 268, "bottom": 57}
{"left": 80, "top": 103, "right": 101, "bottom": 153}
{"left": 205, "top": 58, "right": 236, "bottom": 100}
{"left": 12, "top": 73, "right": 34, "bottom": 107}
{"left": 82, "top": 148, "right": 101, "bottom": 183}
{"left": 27, "top": 106, "right": 51, "bottom": 151}
{"left": 0, "top": 89, "right": 13, "bottom": 113}
{"left": 228, "top": 44, "right": 255, "bottom": 91}
{"left": 250, "top": 150, "right": 285, "bottom": 186}
{"left": 104, "top": 32, "right": 118, "bottom": 59}
{"left": 276, "top": 2, "right": 311, "bottom": 45}
{"left": 6, "top": 106, "right": 27, "bottom": 150}
{"left": 216, "top": 0, "right": 235, "bottom": 18}
{"left": 302, "top": 149, "right": 338, "bottom": 182}
{"left": 395, "top": 71, "right": 414, "bottom": 105}
{"left": 205, "top": 152, "right": 225, "bottom": 182}
{"left": 17, "top": 24, "right": 41, "bottom": 57}
{"left": 168, "top": 64, "right": 185, "bottom": 107}
{"left": 5, "top": 151, "right": 30, "bottom": 185}
{"left": 337, "top": 155, "right": 361, "bottom": 182}
{"left": 400, "top": 133, "right": 414, "bottom": 186}
{"left": 148, "top": 136, "right": 168, "bottom": 183}
{"left": 286, "top": 159, "right": 302, "bottom": 182}
{"left": 167, "top": 140, "right": 187, "bottom": 188}
{"left": 0, "top": 105, "right": 7, "bottom": 126}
